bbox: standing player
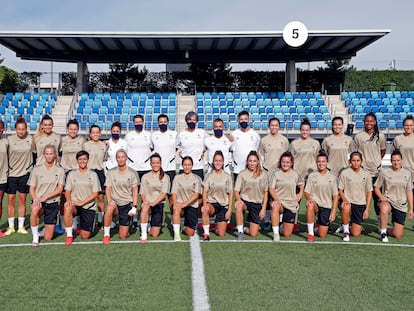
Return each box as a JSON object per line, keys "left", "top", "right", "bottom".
{"left": 204, "top": 118, "right": 232, "bottom": 174}
{"left": 126, "top": 114, "right": 153, "bottom": 180}
{"left": 139, "top": 153, "right": 170, "bottom": 242}
{"left": 5, "top": 116, "right": 34, "bottom": 235}
{"left": 374, "top": 150, "right": 413, "bottom": 242}
{"left": 0, "top": 120, "right": 7, "bottom": 236}
{"left": 83, "top": 125, "right": 108, "bottom": 230}
{"left": 258, "top": 117, "right": 289, "bottom": 231}
{"left": 29, "top": 144, "right": 65, "bottom": 246}
{"left": 304, "top": 151, "right": 338, "bottom": 242}
{"left": 170, "top": 156, "right": 202, "bottom": 241}
{"left": 291, "top": 118, "right": 321, "bottom": 182}
{"left": 338, "top": 151, "right": 372, "bottom": 241}
{"left": 354, "top": 112, "right": 386, "bottom": 223}
{"left": 33, "top": 114, "right": 61, "bottom": 164}
{"left": 151, "top": 114, "right": 178, "bottom": 187}
{"left": 63, "top": 151, "right": 100, "bottom": 244}
{"left": 230, "top": 110, "right": 260, "bottom": 182}
{"left": 102, "top": 149, "right": 139, "bottom": 244}
{"left": 268, "top": 151, "right": 304, "bottom": 241}
{"left": 392, "top": 115, "right": 414, "bottom": 190}
{"left": 201, "top": 151, "right": 233, "bottom": 240}
{"left": 290, "top": 118, "right": 320, "bottom": 232}
{"left": 234, "top": 151, "right": 268, "bottom": 240}
{"left": 59, "top": 119, "right": 85, "bottom": 232}
{"left": 321, "top": 116, "right": 354, "bottom": 177}
{"left": 177, "top": 111, "right": 208, "bottom": 179}
{"left": 106, "top": 121, "right": 128, "bottom": 170}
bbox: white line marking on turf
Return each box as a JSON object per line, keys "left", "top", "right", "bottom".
{"left": 1, "top": 239, "right": 414, "bottom": 248}
{"left": 190, "top": 235, "right": 210, "bottom": 311}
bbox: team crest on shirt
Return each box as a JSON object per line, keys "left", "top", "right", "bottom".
{"left": 192, "top": 182, "right": 197, "bottom": 190}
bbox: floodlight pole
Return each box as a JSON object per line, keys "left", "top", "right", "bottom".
{"left": 285, "top": 60, "right": 296, "bottom": 92}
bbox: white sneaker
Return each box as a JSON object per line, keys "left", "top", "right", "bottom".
{"left": 342, "top": 232, "right": 350, "bottom": 242}
{"left": 335, "top": 225, "right": 343, "bottom": 233}
{"left": 380, "top": 233, "right": 388, "bottom": 243}
{"left": 273, "top": 234, "right": 280, "bottom": 242}
{"left": 174, "top": 234, "right": 182, "bottom": 242}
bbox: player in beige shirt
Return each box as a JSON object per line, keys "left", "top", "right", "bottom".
{"left": 139, "top": 153, "right": 170, "bottom": 242}
{"left": 64, "top": 150, "right": 100, "bottom": 244}
{"left": 201, "top": 151, "right": 233, "bottom": 240}
{"left": 392, "top": 115, "right": 414, "bottom": 184}
{"left": 338, "top": 151, "right": 373, "bottom": 241}
{"left": 171, "top": 156, "right": 202, "bottom": 241}
{"left": 269, "top": 151, "right": 304, "bottom": 241}
{"left": 305, "top": 151, "right": 338, "bottom": 242}
{"left": 234, "top": 151, "right": 268, "bottom": 240}
{"left": 5, "top": 116, "right": 34, "bottom": 236}
{"left": 291, "top": 118, "right": 321, "bottom": 181}
{"left": 321, "top": 117, "right": 354, "bottom": 177}
{"left": 60, "top": 119, "right": 85, "bottom": 172}
{"left": 33, "top": 115, "right": 61, "bottom": 164}
{"left": 103, "top": 149, "right": 139, "bottom": 244}
{"left": 354, "top": 112, "right": 386, "bottom": 219}
{"left": 374, "top": 150, "right": 413, "bottom": 242}
{"left": 83, "top": 124, "right": 108, "bottom": 230}
{"left": 0, "top": 120, "right": 7, "bottom": 237}
{"left": 28, "top": 144, "right": 65, "bottom": 246}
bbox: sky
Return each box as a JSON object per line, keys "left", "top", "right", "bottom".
{"left": 0, "top": 0, "right": 413, "bottom": 79}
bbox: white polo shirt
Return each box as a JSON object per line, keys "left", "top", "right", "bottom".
{"left": 125, "top": 130, "right": 153, "bottom": 171}
{"left": 231, "top": 128, "right": 260, "bottom": 174}
{"left": 204, "top": 134, "right": 232, "bottom": 174}
{"left": 177, "top": 128, "right": 208, "bottom": 170}
{"left": 151, "top": 129, "right": 178, "bottom": 172}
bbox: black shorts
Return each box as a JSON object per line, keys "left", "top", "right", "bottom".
{"left": 165, "top": 171, "right": 176, "bottom": 193}
{"left": 137, "top": 170, "right": 151, "bottom": 182}
{"left": 40, "top": 202, "right": 60, "bottom": 225}
{"left": 117, "top": 203, "right": 132, "bottom": 226}
{"left": 94, "top": 169, "right": 106, "bottom": 194}
{"left": 351, "top": 204, "right": 365, "bottom": 225}
{"left": 282, "top": 208, "right": 296, "bottom": 224}
{"left": 244, "top": 200, "right": 262, "bottom": 225}
{"left": 183, "top": 207, "right": 198, "bottom": 229}
{"left": 391, "top": 206, "right": 406, "bottom": 226}
{"left": 76, "top": 206, "right": 96, "bottom": 232}
{"left": 317, "top": 206, "right": 331, "bottom": 226}
{"left": 0, "top": 183, "right": 6, "bottom": 191}
{"left": 211, "top": 202, "right": 227, "bottom": 222}
{"left": 7, "top": 173, "right": 30, "bottom": 194}
{"left": 150, "top": 203, "right": 164, "bottom": 227}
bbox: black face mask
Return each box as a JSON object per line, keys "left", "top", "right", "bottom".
{"left": 187, "top": 122, "right": 196, "bottom": 129}
{"left": 159, "top": 124, "right": 168, "bottom": 132}
{"left": 239, "top": 121, "right": 248, "bottom": 129}
{"left": 111, "top": 133, "right": 120, "bottom": 140}
{"left": 134, "top": 124, "right": 143, "bottom": 131}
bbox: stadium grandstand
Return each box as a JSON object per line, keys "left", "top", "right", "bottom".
{"left": 0, "top": 29, "right": 394, "bottom": 138}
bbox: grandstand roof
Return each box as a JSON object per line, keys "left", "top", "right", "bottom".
{"left": 0, "top": 30, "right": 390, "bottom": 64}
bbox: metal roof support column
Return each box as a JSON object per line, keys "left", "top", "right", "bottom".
{"left": 76, "top": 61, "right": 89, "bottom": 93}
{"left": 285, "top": 60, "right": 296, "bottom": 92}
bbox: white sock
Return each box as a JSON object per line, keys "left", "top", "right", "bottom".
{"left": 203, "top": 225, "right": 209, "bottom": 235}
{"left": 8, "top": 217, "right": 14, "bottom": 228}
{"left": 141, "top": 223, "right": 148, "bottom": 239}
{"left": 236, "top": 225, "right": 243, "bottom": 233}
{"left": 18, "top": 217, "right": 25, "bottom": 228}
{"left": 65, "top": 227, "right": 73, "bottom": 237}
{"left": 31, "top": 226, "right": 39, "bottom": 243}
{"left": 343, "top": 224, "right": 350, "bottom": 233}
{"left": 103, "top": 226, "right": 110, "bottom": 237}
{"left": 72, "top": 216, "right": 78, "bottom": 229}
{"left": 265, "top": 210, "right": 271, "bottom": 223}
{"left": 173, "top": 224, "right": 180, "bottom": 234}
{"left": 272, "top": 226, "right": 279, "bottom": 236}
{"left": 307, "top": 223, "right": 314, "bottom": 235}
{"left": 380, "top": 228, "right": 387, "bottom": 234}
{"left": 133, "top": 214, "right": 138, "bottom": 223}
{"left": 98, "top": 212, "right": 104, "bottom": 223}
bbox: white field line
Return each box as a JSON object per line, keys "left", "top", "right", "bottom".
{"left": 1, "top": 239, "right": 414, "bottom": 248}
{"left": 189, "top": 235, "right": 210, "bottom": 311}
